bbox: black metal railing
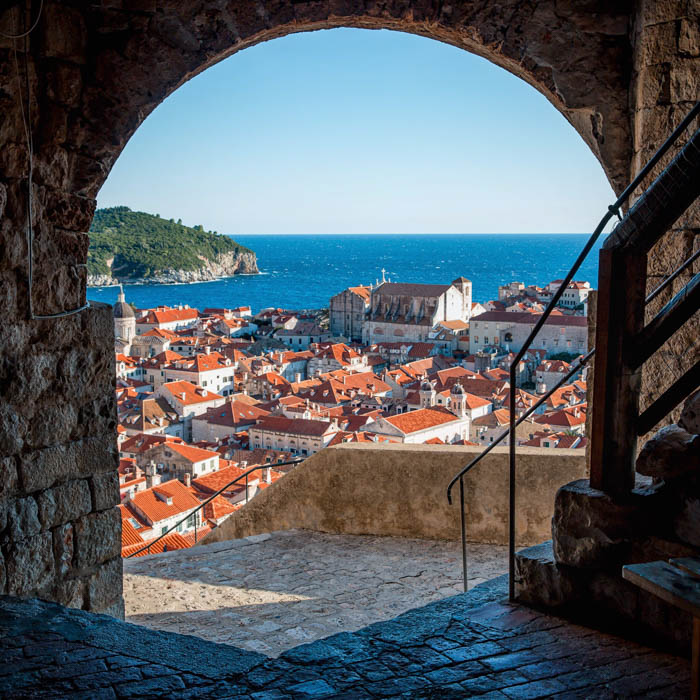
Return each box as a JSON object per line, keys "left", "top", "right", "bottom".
{"left": 447, "top": 100, "right": 700, "bottom": 600}
{"left": 125, "top": 459, "right": 303, "bottom": 558}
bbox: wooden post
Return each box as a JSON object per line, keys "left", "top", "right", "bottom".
{"left": 589, "top": 247, "right": 647, "bottom": 494}
{"left": 694, "top": 617, "right": 699, "bottom": 700}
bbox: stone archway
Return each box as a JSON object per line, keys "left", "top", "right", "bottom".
{"left": 0, "top": 0, "right": 697, "bottom": 615}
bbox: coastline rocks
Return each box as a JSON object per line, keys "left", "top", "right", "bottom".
{"left": 87, "top": 250, "right": 258, "bottom": 287}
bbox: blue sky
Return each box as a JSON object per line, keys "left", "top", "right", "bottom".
{"left": 97, "top": 28, "right": 615, "bottom": 235}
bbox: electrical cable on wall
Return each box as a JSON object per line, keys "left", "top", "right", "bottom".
{"left": 3, "top": 0, "right": 90, "bottom": 320}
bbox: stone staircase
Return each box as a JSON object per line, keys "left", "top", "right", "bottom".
{"left": 516, "top": 390, "right": 700, "bottom": 653}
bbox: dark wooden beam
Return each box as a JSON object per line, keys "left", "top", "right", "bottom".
{"left": 637, "top": 359, "right": 700, "bottom": 436}
{"left": 630, "top": 271, "right": 700, "bottom": 370}
{"left": 604, "top": 127, "right": 700, "bottom": 255}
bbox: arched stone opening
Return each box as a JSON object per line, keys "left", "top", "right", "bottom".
{"left": 0, "top": 0, "right": 697, "bottom": 617}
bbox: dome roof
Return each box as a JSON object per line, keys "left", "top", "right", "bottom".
{"left": 113, "top": 301, "right": 135, "bottom": 319}
{"left": 113, "top": 285, "right": 135, "bottom": 318}
{"left": 451, "top": 382, "right": 465, "bottom": 395}
{"left": 420, "top": 380, "right": 434, "bottom": 392}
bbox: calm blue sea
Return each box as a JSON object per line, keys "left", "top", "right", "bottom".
{"left": 87, "top": 234, "right": 605, "bottom": 312}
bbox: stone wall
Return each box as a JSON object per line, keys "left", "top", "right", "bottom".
{"left": 631, "top": 0, "right": 700, "bottom": 430}
{"left": 203, "top": 444, "right": 588, "bottom": 546}
{"left": 0, "top": 303, "right": 122, "bottom": 615}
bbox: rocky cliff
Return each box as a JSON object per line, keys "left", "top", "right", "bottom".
{"left": 87, "top": 250, "right": 258, "bottom": 286}
{"left": 87, "top": 206, "right": 258, "bottom": 286}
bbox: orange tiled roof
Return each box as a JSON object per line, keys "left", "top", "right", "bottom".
{"left": 162, "top": 380, "right": 223, "bottom": 405}
{"left": 127, "top": 479, "right": 201, "bottom": 524}
{"left": 141, "top": 308, "right": 199, "bottom": 324}
{"left": 165, "top": 442, "right": 220, "bottom": 463}
{"left": 384, "top": 406, "right": 460, "bottom": 434}
{"left": 122, "top": 531, "right": 193, "bottom": 558}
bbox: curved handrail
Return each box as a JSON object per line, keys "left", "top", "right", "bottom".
{"left": 125, "top": 458, "right": 303, "bottom": 558}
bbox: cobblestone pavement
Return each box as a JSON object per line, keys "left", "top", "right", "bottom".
{"left": 123, "top": 530, "right": 508, "bottom": 657}
{"left": 0, "top": 579, "right": 691, "bottom": 698}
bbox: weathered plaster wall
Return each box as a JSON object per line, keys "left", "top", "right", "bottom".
{"left": 0, "top": 0, "right": 696, "bottom": 614}
{"left": 202, "top": 444, "right": 588, "bottom": 546}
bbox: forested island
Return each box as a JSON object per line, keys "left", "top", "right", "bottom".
{"left": 87, "top": 207, "right": 258, "bottom": 286}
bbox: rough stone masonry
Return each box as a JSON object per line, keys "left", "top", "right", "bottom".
{"left": 0, "top": 0, "right": 697, "bottom": 615}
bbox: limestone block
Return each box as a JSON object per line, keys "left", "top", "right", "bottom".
{"left": 670, "top": 62, "right": 700, "bottom": 103}
{"left": 679, "top": 389, "right": 700, "bottom": 434}
{"left": 74, "top": 508, "right": 121, "bottom": 569}
{"left": 27, "top": 402, "right": 78, "bottom": 449}
{"left": 90, "top": 471, "right": 120, "bottom": 512}
{"left": 87, "top": 556, "right": 123, "bottom": 613}
{"left": 0, "top": 456, "right": 18, "bottom": 500}
{"left": 552, "top": 479, "right": 663, "bottom": 569}
{"left": 37, "top": 479, "right": 92, "bottom": 529}
{"left": 53, "top": 577, "right": 85, "bottom": 610}
{"left": 5, "top": 532, "right": 54, "bottom": 596}
{"left": 20, "top": 436, "right": 117, "bottom": 493}
{"left": 679, "top": 18, "right": 700, "bottom": 56}
{"left": 40, "top": 4, "right": 87, "bottom": 63}
{"left": 514, "top": 541, "right": 584, "bottom": 608}
{"left": 53, "top": 523, "right": 74, "bottom": 577}
{"left": 3, "top": 497, "right": 41, "bottom": 544}
{"left": 0, "top": 404, "right": 26, "bottom": 456}
{"left": 673, "top": 495, "right": 700, "bottom": 547}
{"left": 636, "top": 424, "right": 700, "bottom": 479}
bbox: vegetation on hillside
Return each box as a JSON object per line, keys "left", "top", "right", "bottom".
{"left": 88, "top": 206, "right": 253, "bottom": 278}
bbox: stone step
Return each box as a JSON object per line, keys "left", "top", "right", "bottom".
{"left": 515, "top": 541, "right": 693, "bottom": 655}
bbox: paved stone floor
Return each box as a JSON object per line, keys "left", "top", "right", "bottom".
{"left": 123, "top": 530, "right": 508, "bottom": 657}
{"left": 0, "top": 578, "right": 691, "bottom": 698}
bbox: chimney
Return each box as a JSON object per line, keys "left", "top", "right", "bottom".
{"left": 183, "top": 473, "right": 191, "bottom": 487}
{"left": 264, "top": 467, "right": 272, "bottom": 484}
{"left": 180, "top": 392, "right": 186, "bottom": 401}
{"left": 205, "top": 346, "right": 211, "bottom": 355}
{"left": 240, "top": 460, "right": 247, "bottom": 468}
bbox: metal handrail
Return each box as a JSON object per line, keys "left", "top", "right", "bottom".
{"left": 125, "top": 459, "right": 303, "bottom": 558}
{"left": 447, "top": 100, "right": 700, "bottom": 600}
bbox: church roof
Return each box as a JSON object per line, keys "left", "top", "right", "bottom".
{"left": 374, "top": 282, "right": 450, "bottom": 297}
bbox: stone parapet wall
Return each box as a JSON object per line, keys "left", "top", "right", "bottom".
{"left": 203, "top": 444, "right": 587, "bottom": 546}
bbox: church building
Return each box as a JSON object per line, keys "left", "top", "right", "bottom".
{"left": 363, "top": 277, "right": 472, "bottom": 345}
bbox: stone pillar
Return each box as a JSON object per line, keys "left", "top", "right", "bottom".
{"left": 0, "top": 23, "right": 123, "bottom": 616}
